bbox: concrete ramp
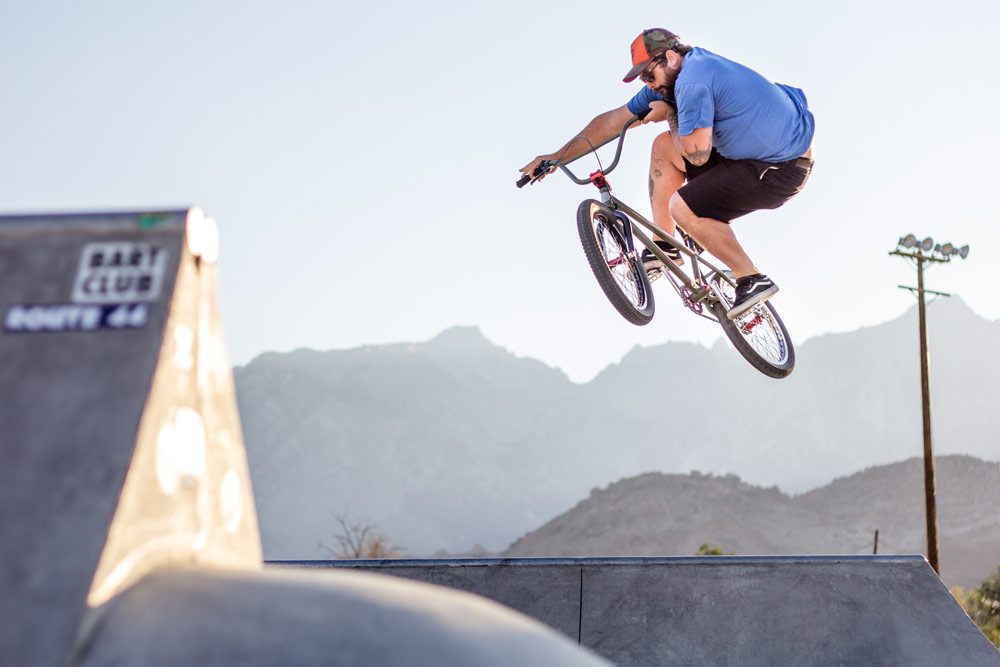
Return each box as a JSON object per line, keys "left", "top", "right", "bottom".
{"left": 282, "top": 556, "right": 1000, "bottom": 666}
{"left": 0, "top": 210, "right": 262, "bottom": 667}
{"left": 71, "top": 567, "right": 611, "bottom": 667}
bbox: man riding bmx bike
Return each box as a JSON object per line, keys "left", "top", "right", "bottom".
{"left": 520, "top": 28, "right": 816, "bottom": 319}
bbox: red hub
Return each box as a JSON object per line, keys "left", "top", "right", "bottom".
{"left": 740, "top": 314, "right": 764, "bottom": 333}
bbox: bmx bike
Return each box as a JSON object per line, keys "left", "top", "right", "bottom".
{"left": 517, "top": 116, "right": 795, "bottom": 379}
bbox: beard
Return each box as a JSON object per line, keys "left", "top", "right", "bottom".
{"left": 653, "top": 67, "right": 679, "bottom": 102}
{"left": 654, "top": 83, "right": 676, "bottom": 103}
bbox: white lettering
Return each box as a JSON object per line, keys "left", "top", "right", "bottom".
{"left": 3, "top": 304, "right": 135, "bottom": 333}
{"left": 5, "top": 306, "right": 25, "bottom": 329}
{"left": 129, "top": 304, "right": 149, "bottom": 327}
{"left": 73, "top": 242, "right": 168, "bottom": 304}
{"left": 40, "top": 307, "right": 66, "bottom": 329}
{"left": 82, "top": 307, "right": 101, "bottom": 329}
{"left": 23, "top": 307, "right": 46, "bottom": 330}
{"left": 106, "top": 305, "right": 129, "bottom": 328}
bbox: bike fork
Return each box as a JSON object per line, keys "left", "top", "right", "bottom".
{"left": 593, "top": 172, "right": 639, "bottom": 258}
{"left": 613, "top": 211, "right": 637, "bottom": 254}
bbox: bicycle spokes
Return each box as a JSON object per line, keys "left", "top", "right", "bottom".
{"left": 740, "top": 313, "right": 764, "bottom": 333}
{"left": 732, "top": 305, "right": 790, "bottom": 367}
{"left": 596, "top": 222, "right": 644, "bottom": 307}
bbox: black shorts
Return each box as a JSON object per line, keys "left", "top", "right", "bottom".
{"left": 678, "top": 148, "right": 813, "bottom": 223}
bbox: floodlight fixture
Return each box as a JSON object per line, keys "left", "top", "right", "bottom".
{"left": 920, "top": 236, "right": 934, "bottom": 252}
{"left": 899, "top": 234, "right": 918, "bottom": 249}
{"left": 940, "top": 242, "right": 954, "bottom": 256}
{"left": 959, "top": 245, "right": 970, "bottom": 259}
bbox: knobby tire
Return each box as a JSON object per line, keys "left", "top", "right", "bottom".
{"left": 576, "top": 199, "right": 654, "bottom": 326}
{"left": 709, "top": 274, "right": 795, "bottom": 378}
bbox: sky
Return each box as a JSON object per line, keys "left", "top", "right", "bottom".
{"left": 2, "top": 0, "right": 997, "bottom": 382}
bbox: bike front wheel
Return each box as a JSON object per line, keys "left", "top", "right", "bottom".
{"left": 709, "top": 272, "right": 795, "bottom": 378}
{"left": 576, "top": 199, "right": 654, "bottom": 326}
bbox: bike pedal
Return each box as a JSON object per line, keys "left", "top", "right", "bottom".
{"left": 645, "top": 269, "right": 663, "bottom": 283}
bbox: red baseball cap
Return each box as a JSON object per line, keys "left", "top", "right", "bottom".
{"left": 623, "top": 28, "right": 681, "bottom": 83}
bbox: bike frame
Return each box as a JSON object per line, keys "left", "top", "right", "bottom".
{"left": 550, "top": 116, "right": 736, "bottom": 321}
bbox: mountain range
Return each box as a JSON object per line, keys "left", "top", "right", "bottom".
{"left": 505, "top": 455, "right": 1000, "bottom": 589}
{"left": 234, "top": 298, "right": 999, "bottom": 575}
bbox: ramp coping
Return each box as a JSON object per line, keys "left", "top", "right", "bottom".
{"left": 270, "top": 554, "right": 930, "bottom": 568}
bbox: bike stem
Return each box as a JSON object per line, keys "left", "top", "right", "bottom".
{"left": 590, "top": 172, "right": 640, "bottom": 256}
{"left": 589, "top": 170, "right": 612, "bottom": 203}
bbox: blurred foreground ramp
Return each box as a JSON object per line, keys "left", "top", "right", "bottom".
{"left": 285, "top": 556, "right": 1000, "bottom": 667}
{"left": 0, "top": 209, "right": 260, "bottom": 666}
{"left": 72, "top": 568, "right": 609, "bottom": 666}
{"left": 0, "top": 210, "right": 610, "bottom": 667}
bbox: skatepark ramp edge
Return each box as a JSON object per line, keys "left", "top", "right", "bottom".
{"left": 272, "top": 555, "right": 1000, "bottom": 666}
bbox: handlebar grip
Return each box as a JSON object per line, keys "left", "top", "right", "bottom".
{"left": 516, "top": 162, "right": 556, "bottom": 189}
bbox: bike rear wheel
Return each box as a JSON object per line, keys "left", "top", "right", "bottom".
{"left": 709, "top": 272, "right": 794, "bottom": 378}
{"left": 577, "top": 199, "right": 654, "bottom": 325}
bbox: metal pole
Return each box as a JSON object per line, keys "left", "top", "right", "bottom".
{"left": 916, "top": 256, "right": 941, "bottom": 574}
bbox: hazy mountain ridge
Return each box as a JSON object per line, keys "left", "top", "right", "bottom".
{"left": 237, "top": 327, "right": 583, "bottom": 557}
{"left": 504, "top": 455, "right": 1000, "bottom": 588}
{"left": 235, "top": 299, "right": 999, "bottom": 562}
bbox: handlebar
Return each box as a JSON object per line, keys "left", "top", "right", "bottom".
{"left": 516, "top": 115, "right": 642, "bottom": 188}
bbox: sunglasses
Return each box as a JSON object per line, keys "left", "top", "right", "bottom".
{"left": 639, "top": 58, "right": 665, "bottom": 84}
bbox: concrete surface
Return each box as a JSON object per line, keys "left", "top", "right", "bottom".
{"left": 72, "top": 568, "right": 613, "bottom": 667}
{"left": 1, "top": 210, "right": 259, "bottom": 667}
{"left": 0, "top": 210, "right": 614, "bottom": 667}
{"left": 281, "top": 556, "right": 1000, "bottom": 666}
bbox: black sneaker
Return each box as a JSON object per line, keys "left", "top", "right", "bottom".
{"left": 641, "top": 240, "right": 684, "bottom": 273}
{"left": 727, "top": 273, "right": 778, "bottom": 320}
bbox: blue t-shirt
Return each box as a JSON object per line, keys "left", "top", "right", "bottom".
{"left": 627, "top": 47, "right": 815, "bottom": 163}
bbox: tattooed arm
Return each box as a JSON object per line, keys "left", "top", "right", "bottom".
{"left": 662, "top": 105, "right": 713, "bottom": 166}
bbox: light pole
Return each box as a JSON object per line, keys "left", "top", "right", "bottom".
{"left": 889, "top": 235, "right": 969, "bottom": 575}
